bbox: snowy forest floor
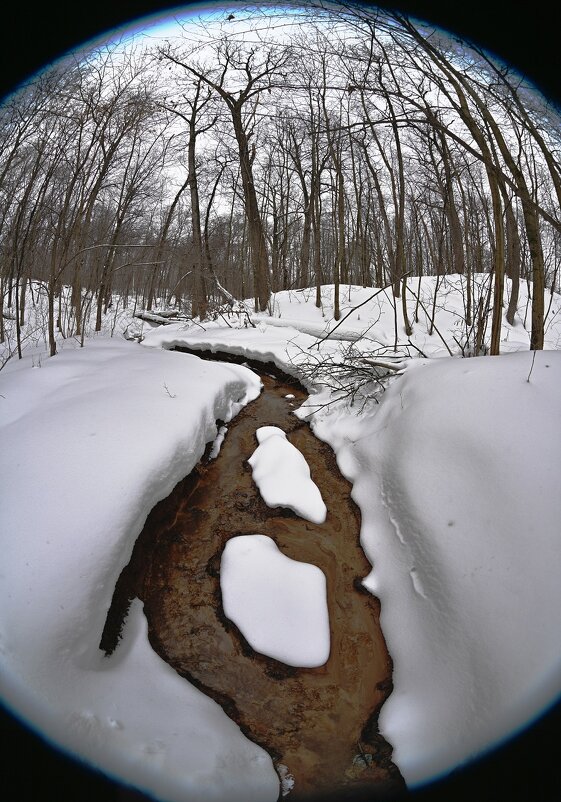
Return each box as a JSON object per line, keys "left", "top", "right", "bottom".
{"left": 1, "top": 278, "right": 560, "bottom": 802}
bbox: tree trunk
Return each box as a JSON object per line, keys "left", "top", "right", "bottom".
{"left": 231, "top": 106, "right": 270, "bottom": 311}
{"left": 488, "top": 170, "right": 505, "bottom": 355}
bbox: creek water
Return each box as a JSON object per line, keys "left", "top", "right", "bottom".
{"left": 101, "top": 351, "right": 404, "bottom": 800}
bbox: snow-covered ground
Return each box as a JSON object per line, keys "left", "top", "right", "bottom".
{"left": 313, "top": 349, "right": 561, "bottom": 783}
{"left": 1, "top": 277, "right": 561, "bottom": 800}
{"left": 0, "top": 282, "right": 137, "bottom": 369}
{"left": 0, "top": 339, "right": 277, "bottom": 802}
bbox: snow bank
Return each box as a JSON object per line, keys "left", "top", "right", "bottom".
{"left": 142, "top": 278, "right": 561, "bottom": 380}
{"left": 220, "top": 534, "right": 330, "bottom": 668}
{"left": 142, "top": 320, "right": 322, "bottom": 382}
{"left": 308, "top": 349, "right": 561, "bottom": 785}
{"left": 248, "top": 426, "right": 327, "bottom": 524}
{"left": 262, "top": 278, "right": 561, "bottom": 354}
{"left": 0, "top": 338, "right": 278, "bottom": 802}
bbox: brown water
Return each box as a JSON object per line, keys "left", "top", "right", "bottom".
{"left": 102, "top": 353, "right": 404, "bottom": 800}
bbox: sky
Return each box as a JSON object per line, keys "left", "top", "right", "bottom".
{"left": 2, "top": 2, "right": 560, "bottom": 107}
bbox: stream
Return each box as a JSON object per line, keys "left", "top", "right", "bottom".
{"left": 101, "top": 350, "right": 404, "bottom": 800}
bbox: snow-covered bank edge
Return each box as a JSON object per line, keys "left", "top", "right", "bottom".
{"left": 142, "top": 324, "right": 321, "bottom": 388}
{"left": 0, "top": 338, "right": 279, "bottom": 802}
{"left": 307, "top": 350, "right": 561, "bottom": 785}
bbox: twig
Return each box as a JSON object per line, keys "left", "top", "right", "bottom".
{"left": 407, "top": 338, "right": 428, "bottom": 358}
{"left": 183, "top": 316, "right": 206, "bottom": 331}
{"left": 405, "top": 285, "right": 454, "bottom": 357}
{"left": 217, "top": 311, "right": 233, "bottom": 328}
{"left": 527, "top": 350, "right": 537, "bottom": 382}
{"left": 356, "top": 741, "right": 370, "bottom": 768}
{"left": 452, "top": 335, "right": 466, "bottom": 357}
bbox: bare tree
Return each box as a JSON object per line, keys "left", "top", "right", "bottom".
{"left": 161, "top": 36, "right": 292, "bottom": 311}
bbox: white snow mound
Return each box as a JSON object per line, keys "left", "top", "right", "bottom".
{"left": 248, "top": 426, "right": 327, "bottom": 524}
{"left": 220, "top": 534, "right": 330, "bottom": 668}
{"left": 309, "top": 349, "right": 561, "bottom": 785}
{"left": 0, "top": 338, "right": 277, "bottom": 802}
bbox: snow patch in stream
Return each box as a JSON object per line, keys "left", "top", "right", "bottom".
{"left": 220, "top": 534, "right": 330, "bottom": 668}
{"left": 277, "top": 763, "right": 295, "bottom": 796}
{"left": 248, "top": 426, "right": 327, "bottom": 524}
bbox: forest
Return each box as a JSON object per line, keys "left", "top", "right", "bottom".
{"left": 1, "top": 2, "right": 560, "bottom": 366}
{"left": 2, "top": 5, "right": 561, "bottom": 802}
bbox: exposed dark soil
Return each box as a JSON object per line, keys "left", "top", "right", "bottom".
{"left": 101, "top": 350, "right": 404, "bottom": 801}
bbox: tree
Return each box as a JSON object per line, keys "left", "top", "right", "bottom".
{"left": 161, "top": 37, "right": 291, "bottom": 311}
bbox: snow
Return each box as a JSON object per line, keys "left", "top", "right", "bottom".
{"left": 220, "top": 534, "right": 330, "bottom": 668}
{"left": 141, "top": 277, "right": 561, "bottom": 378}
{"left": 209, "top": 424, "right": 228, "bottom": 459}
{"left": 248, "top": 426, "right": 327, "bottom": 524}
{"left": 311, "top": 349, "right": 561, "bottom": 784}
{"left": 277, "top": 763, "right": 296, "bottom": 796}
{"left": 0, "top": 338, "right": 277, "bottom": 802}
{"left": 2, "top": 277, "right": 561, "bottom": 798}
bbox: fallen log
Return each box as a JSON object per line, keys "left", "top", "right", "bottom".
{"left": 134, "top": 310, "right": 187, "bottom": 325}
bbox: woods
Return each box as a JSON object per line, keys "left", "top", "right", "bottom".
{"left": 1, "top": 3, "right": 560, "bottom": 362}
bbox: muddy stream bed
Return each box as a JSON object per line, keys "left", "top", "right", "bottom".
{"left": 101, "top": 350, "right": 404, "bottom": 801}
